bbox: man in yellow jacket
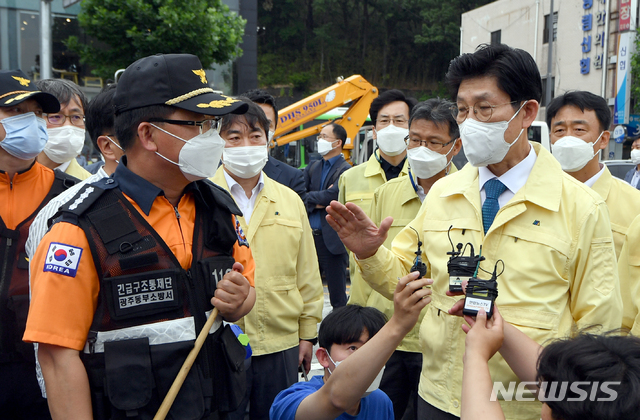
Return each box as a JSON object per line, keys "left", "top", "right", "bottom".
{"left": 546, "top": 91, "right": 640, "bottom": 258}
{"left": 212, "top": 99, "right": 324, "bottom": 420}
{"left": 326, "top": 44, "right": 622, "bottom": 420}
{"left": 618, "top": 214, "right": 640, "bottom": 334}
{"left": 339, "top": 90, "right": 416, "bottom": 319}
{"left": 35, "top": 78, "right": 91, "bottom": 180}
{"left": 353, "top": 98, "right": 461, "bottom": 420}
{"left": 338, "top": 89, "right": 417, "bottom": 213}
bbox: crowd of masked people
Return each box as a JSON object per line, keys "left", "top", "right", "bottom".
{"left": 1, "top": 44, "right": 640, "bottom": 420}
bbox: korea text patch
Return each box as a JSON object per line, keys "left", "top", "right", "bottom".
{"left": 43, "top": 242, "right": 83, "bottom": 277}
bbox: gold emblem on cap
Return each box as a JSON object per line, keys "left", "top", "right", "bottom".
{"left": 165, "top": 88, "right": 215, "bottom": 105}
{"left": 12, "top": 76, "right": 31, "bottom": 87}
{"left": 196, "top": 95, "right": 239, "bottom": 109}
{"left": 192, "top": 69, "right": 207, "bottom": 84}
{"left": 4, "top": 92, "right": 35, "bottom": 104}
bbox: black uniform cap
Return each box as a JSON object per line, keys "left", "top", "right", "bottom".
{"left": 113, "top": 54, "right": 248, "bottom": 116}
{"left": 0, "top": 69, "right": 60, "bottom": 113}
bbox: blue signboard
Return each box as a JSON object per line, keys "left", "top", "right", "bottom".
{"left": 627, "top": 114, "right": 640, "bottom": 137}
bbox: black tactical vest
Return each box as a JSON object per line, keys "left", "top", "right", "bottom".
{"left": 0, "top": 170, "right": 76, "bottom": 363}
{"left": 57, "top": 177, "right": 243, "bottom": 420}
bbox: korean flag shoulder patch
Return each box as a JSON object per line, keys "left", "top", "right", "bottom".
{"left": 43, "top": 242, "right": 83, "bottom": 277}
{"left": 235, "top": 219, "right": 249, "bottom": 248}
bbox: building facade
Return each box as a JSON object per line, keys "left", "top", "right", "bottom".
{"left": 461, "top": 0, "right": 639, "bottom": 159}
{"left": 0, "top": 0, "right": 256, "bottom": 95}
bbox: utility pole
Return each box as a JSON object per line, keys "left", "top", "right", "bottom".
{"left": 40, "top": 0, "right": 53, "bottom": 80}
{"left": 545, "top": 0, "right": 554, "bottom": 107}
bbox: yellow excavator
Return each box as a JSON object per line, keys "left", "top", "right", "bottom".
{"left": 271, "top": 75, "right": 378, "bottom": 164}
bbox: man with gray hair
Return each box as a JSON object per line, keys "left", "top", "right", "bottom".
{"left": 35, "top": 78, "right": 91, "bottom": 180}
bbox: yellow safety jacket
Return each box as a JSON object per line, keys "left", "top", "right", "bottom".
{"left": 356, "top": 143, "right": 622, "bottom": 419}
{"left": 212, "top": 168, "right": 324, "bottom": 355}
{"left": 338, "top": 150, "right": 409, "bottom": 214}
{"left": 350, "top": 164, "right": 458, "bottom": 353}
{"left": 65, "top": 158, "right": 92, "bottom": 181}
{"left": 591, "top": 166, "right": 640, "bottom": 258}
{"left": 339, "top": 151, "right": 409, "bottom": 306}
{"left": 618, "top": 213, "right": 640, "bottom": 335}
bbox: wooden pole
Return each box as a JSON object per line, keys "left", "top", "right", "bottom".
{"left": 153, "top": 308, "right": 219, "bottom": 420}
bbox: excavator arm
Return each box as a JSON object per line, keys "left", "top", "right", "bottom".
{"left": 272, "top": 75, "right": 378, "bottom": 161}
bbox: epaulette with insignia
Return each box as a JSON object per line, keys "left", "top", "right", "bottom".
{"left": 60, "top": 177, "right": 118, "bottom": 216}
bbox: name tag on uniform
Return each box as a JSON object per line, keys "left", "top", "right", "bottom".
{"left": 43, "top": 242, "right": 83, "bottom": 277}
{"left": 105, "top": 269, "right": 182, "bottom": 320}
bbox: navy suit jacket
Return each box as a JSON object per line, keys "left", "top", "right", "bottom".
{"left": 263, "top": 155, "right": 308, "bottom": 205}
{"left": 303, "top": 155, "right": 351, "bottom": 255}
{"left": 624, "top": 167, "right": 640, "bottom": 190}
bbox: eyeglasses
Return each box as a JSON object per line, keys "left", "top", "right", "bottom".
{"left": 451, "top": 101, "right": 518, "bottom": 123}
{"left": 317, "top": 134, "right": 338, "bottom": 141}
{"left": 404, "top": 136, "right": 456, "bottom": 151}
{"left": 376, "top": 117, "right": 408, "bottom": 127}
{"left": 45, "top": 113, "right": 85, "bottom": 127}
{"left": 147, "top": 118, "right": 220, "bottom": 134}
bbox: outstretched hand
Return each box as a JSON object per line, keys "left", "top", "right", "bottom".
{"left": 325, "top": 201, "right": 392, "bottom": 259}
{"left": 462, "top": 307, "right": 504, "bottom": 363}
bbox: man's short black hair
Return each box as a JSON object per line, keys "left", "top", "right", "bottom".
{"left": 220, "top": 97, "right": 270, "bottom": 137}
{"left": 546, "top": 91, "right": 611, "bottom": 132}
{"left": 537, "top": 331, "right": 640, "bottom": 420}
{"left": 446, "top": 44, "right": 542, "bottom": 109}
{"left": 410, "top": 98, "right": 460, "bottom": 140}
{"left": 114, "top": 105, "right": 174, "bottom": 151}
{"left": 35, "top": 78, "right": 88, "bottom": 112}
{"left": 318, "top": 305, "right": 387, "bottom": 354}
{"left": 86, "top": 84, "right": 117, "bottom": 150}
{"left": 328, "top": 123, "right": 347, "bottom": 146}
{"left": 242, "top": 89, "right": 278, "bottom": 129}
{"left": 369, "top": 89, "right": 418, "bottom": 125}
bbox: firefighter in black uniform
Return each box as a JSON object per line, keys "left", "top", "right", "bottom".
{"left": 25, "top": 54, "right": 256, "bottom": 420}
{"left": 0, "top": 69, "right": 78, "bottom": 420}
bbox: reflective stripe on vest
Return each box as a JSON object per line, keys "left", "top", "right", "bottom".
{"left": 83, "top": 310, "right": 222, "bottom": 354}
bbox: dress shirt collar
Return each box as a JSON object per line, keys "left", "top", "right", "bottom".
{"left": 55, "top": 160, "right": 71, "bottom": 173}
{"left": 223, "top": 170, "right": 264, "bottom": 203}
{"left": 584, "top": 164, "right": 605, "bottom": 188}
{"left": 324, "top": 154, "right": 342, "bottom": 167}
{"left": 478, "top": 144, "right": 536, "bottom": 195}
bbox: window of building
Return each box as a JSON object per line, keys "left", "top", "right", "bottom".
{"left": 491, "top": 30, "right": 501, "bottom": 45}
{"left": 19, "top": 12, "right": 89, "bottom": 84}
{"left": 543, "top": 12, "right": 558, "bottom": 44}
{"left": 541, "top": 76, "right": 555, "bottom": 106}
{"left": 20, "top": 12, "right": 40, "bottom": 77}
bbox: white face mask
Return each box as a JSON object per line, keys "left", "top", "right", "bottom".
{"left": 223, "top": 145, "right": 269, "bottom": 179}
{"left": 551, "top": 132, "right": 604, "bottom": 172}
{"left": 317, "top": 139, "right": 337, "bottom": 156}
{"left": 151, "top": 123, "right": 225, "bottom": 181}
{"left": 326, "top": 350, "right": 384, "bottom": 397}
{"left": 376, "top": 124, "right": 409, "bottom": 156}
{"left": 407, "top": 140, "right": 457, "bottom": 179}
{"left": 631, "top": 149, "right": 640, "bottom": 165}
{"left": 459, "top": 101, "right": 527, "bottom": 167}
{"left": 43, "top": 125, "right": 85, "bottom": 164}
